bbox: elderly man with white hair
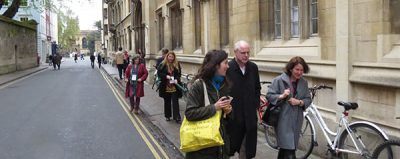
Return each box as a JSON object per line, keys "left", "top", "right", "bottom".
{"left": 227, "top": 40, "right": 261, "bottom": 159}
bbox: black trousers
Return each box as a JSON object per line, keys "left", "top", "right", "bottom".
{"left": 91, "top": 61, "right": 95, "bottom": 68}
{"left": 98, "top": 61, "right": 102, "bottom": 68}
{"left": 117, "top": 64, "right": 124, "bottom": 79}
{"left": 277, "top": 148, "right": 296, "bottom": 159}
{"left": 163, "top": 92, "right": 181, "bottom": 120}
{"left": 129, "top": 96, "right": 141, "bottom": 111}
{"left": 53, "top": 62, "right": 60, "bottom": 70}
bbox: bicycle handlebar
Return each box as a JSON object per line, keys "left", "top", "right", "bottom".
{"left": 260, "top": 81, "right": 271, "bottom": 85}
{"left": 181, "top": 73, "right": 194, "bottom": 80}
{"left": 309, "top": 84, "right": 333, "bottom": 90}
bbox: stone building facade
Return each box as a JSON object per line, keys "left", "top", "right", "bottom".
{"left": 103, "top": 0, "right": 400, "bottom": 155}
{"left": 72, "top": 30, "right": 102, "bottom": 55}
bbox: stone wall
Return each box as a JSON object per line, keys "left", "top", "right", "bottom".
{"left": 0, "top": 16, "right": 38, "bottom": 75}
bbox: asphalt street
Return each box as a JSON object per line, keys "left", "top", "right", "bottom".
{"left": 0, "top": 58, "right": 165, "bottom": 159}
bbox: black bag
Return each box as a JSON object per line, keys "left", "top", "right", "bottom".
{"left": 262, "top": 104, "right": 281, "bottom": 127}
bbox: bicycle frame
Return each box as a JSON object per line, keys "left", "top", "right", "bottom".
{"left": 305, "top": 102, "right": 390, "bottom": 155}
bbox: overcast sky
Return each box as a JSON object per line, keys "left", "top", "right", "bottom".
{"left": 63, "top": 0, "right": 102, "bottom": 30}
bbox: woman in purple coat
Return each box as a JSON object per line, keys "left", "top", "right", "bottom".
{"left": 125, "top": 54, "right": 148, "bottom": 114}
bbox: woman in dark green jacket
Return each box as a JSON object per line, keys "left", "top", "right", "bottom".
{"left": 184, "top": 50, "right": 233, "bottom": 159}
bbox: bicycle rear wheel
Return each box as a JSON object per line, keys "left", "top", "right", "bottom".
{"left": 337, "top": 122, "right": 388, "bottom": 159}
{"left": 372, "top": 140, "right": 400, "bottom": 159}
{"left": 296, "top": 116, "right": 315, "bottom": 159}
{"left": 263, "top": 124, "right": 279, "bottom": 150}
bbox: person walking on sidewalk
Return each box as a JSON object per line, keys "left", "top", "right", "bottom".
{"left": 115, "top": 47, "right": 125, "bottom": 80}
{"left": 157, "top": 51, "right": 183, "bottom": 123}
{"left": 90, "top": 54, "right": 95, "bottom": 69}
{"left": 97, "top": 53, "right": 102, "bottom": 68}
{"left": 137, "top": 49, "right": 146, "bottom": 66}
{"left": 156, "top": 48, "right": 168, "bottom": 69}
{"left": 226, "top": 40, "right": 261, "bottom": 159}
{"left": 123, "top": 50, "right": 130, "bottom": 73}
{"left": 184, "top": 49, "right": 233, "bottom": 159}
{"left": 266, "top": 56, "right": 311, "bottom": 159}
{"left": 74, "top": 53, "right": 78, "bottom": 63}
{"left": 125, "top": 54, "right": 148, "bottom": 114}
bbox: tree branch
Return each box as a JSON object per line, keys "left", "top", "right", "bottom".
{"left": 2, "top": 0, "right": 21, "bottom": 18}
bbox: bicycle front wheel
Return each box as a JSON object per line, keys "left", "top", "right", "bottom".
{"left": 337, "top": 122, "right": 388, "bottom": 159}
{"left": 372, "top": 140, "right": 400, "bottom": 159}
{"left": 296, "top": 116, "right": 315, "bottom": 159}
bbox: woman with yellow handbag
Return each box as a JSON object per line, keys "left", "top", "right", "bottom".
{"left": 183, "top": 50, "right": 233, "bottom": 159}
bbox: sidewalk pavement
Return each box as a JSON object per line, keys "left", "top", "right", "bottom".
{"left": 0, "top": 65, "right": 48, "bottom": 86}
{"left": 100, "top": 63, "right": 282, "bottom": 159}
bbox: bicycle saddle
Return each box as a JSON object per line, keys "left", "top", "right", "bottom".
{"left": 337, "top": 101, "right": 358, "bottom": 110}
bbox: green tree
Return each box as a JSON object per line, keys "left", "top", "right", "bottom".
{"left": 94, "top": 20, "right": 101, "bottom": 31}
{"left": 58, "top": 9, "right": 80, "bottom": 52}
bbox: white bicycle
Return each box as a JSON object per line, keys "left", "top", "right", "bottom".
{"left": 263, "top": 84, "right": 390, "bottom": 159}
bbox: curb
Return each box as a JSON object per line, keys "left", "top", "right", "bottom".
{"left": 0, "top": 66, "right": 48, "bottom": 86}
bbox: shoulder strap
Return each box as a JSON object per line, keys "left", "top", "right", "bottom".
{"left": 202, "top": 80, "right": 210, "bottom": 106}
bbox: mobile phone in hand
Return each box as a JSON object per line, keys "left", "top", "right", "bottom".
{"left": 222, "top": 96, "right": 233, "bottom": 101}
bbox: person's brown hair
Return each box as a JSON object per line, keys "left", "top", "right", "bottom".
{"left": 284, "top": 56, "right": 310, "bottom": 76}
{"left": 194, "top": 50, "right": 229, "bottom": 81}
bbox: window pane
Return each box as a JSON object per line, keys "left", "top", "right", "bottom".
{"left": 275, "top": 11, "right": 281, "bottom": 23}
{"left": 292, "top": 22, "right": 299, "bottom": 36}
{"left": 293, "top": 0, "right": 298, "bottom": 7}
{"left": 311, "top": 4, "right": 317, "bottom": 17}
{"left": 291, "top": 0, "right": 299, "bottom": 37}
{"left": 310, "top": 0, "right": 318, "bottom": 35}
{"left": 312, "top": 19, "right": 318, "bottom": 34}
{"left": 275, "top": 24, "right": 281, "bottom": 37}
{"left": 275, "top": 0, "right": 280, "bottom": 9}
{"left": 293, "top": 9, "right": 299, "bottom": 21}
{"left": 274, "top": 0, "right": 281, "bottom": 38}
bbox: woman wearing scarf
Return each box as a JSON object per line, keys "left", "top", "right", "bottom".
{"left": 125, "top": 54, "right": 148, "bottom": 114}
{"left": 184, "top": 50, "right": 233, "bottom": 159}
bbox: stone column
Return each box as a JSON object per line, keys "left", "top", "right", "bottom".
{"left": 202, "top": 0, "right": 210, "bottom": 53}
{"left": 231, "top": 0, "right": 260, "bottom": 55}
{"left": 336, "top": 0, "right": 351, "bottom": 118}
